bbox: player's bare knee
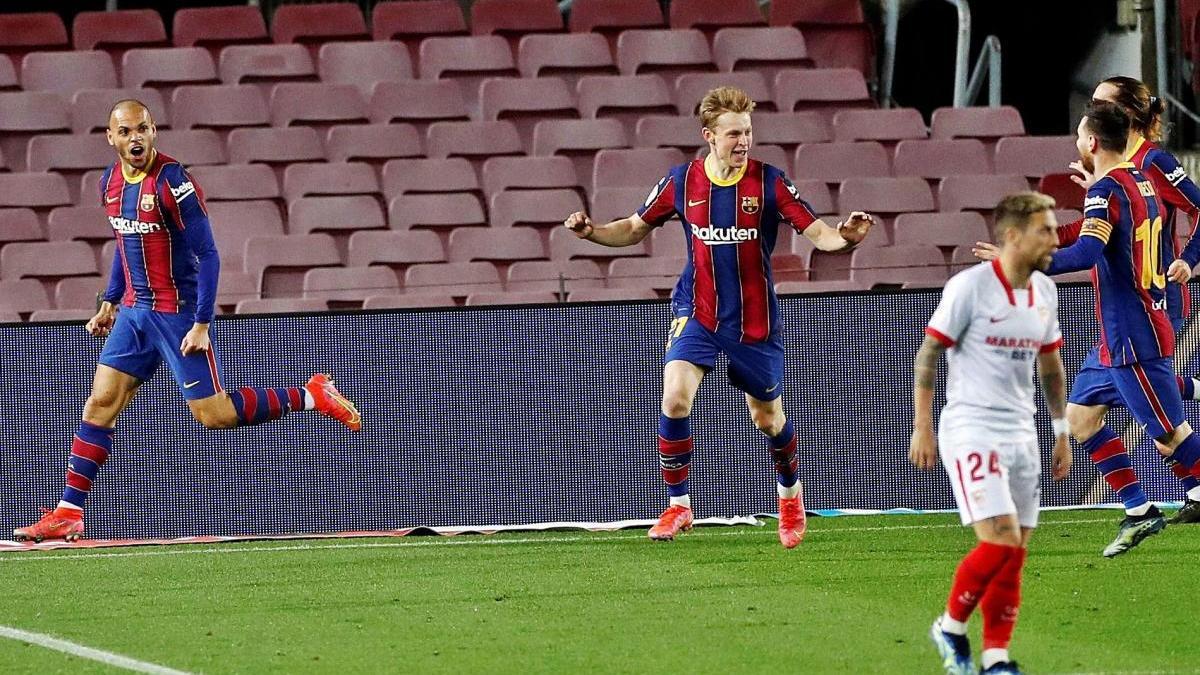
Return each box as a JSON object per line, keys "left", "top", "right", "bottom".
{"left": 83, "top": 389, "right": 121, "bottom": 421}
{"left": 751, "top": 410, "right": 784, "bottom": 437}
{"left": 661, "top": 396, "right": 692, "bottom": 419}
{"left": 1066, "top": 406, "right": 1103, "bottom": 443}
{"left": 192, "top": 407, "right": 235, "bottom": 430}
{"left": 1157, "top": 421, "right": 1193, "bottom": 450}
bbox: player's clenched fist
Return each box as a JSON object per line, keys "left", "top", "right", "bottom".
{"left": 838, "top": 211, "right": 873, "bottom": 245}
{"left": 86, "top": 304, "right": 116, "bottom": 337}
{"left": 564, "top": 211, "right": 594, "bottom": 239}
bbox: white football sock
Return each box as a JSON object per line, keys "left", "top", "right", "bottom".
{"left": 1126, "top": 502, "right": 1152, "bottom": 517}
{"left": 302, "top": 390, "right": 315, "bottom": 411}
{"left": 777, "top": 481, "right": 800, "bottom": 499}
{"left": 981, "top": 648, "right": 1009, "bottom": 668}
{"left": 939, "top": 613, "right": 968, "bottom": 635}
{"left": 1191, "top": 379, "right": 1200, "bottom": 400}
{"left": 669, "top": 494, "right": 691, "bottom": 509}
{"left": 1187, "top": 486, "right": 1200, "bottom": 502}
{"left": 56, "top": 501, "right": 82, "bottom": 511}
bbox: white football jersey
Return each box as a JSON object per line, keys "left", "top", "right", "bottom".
{"left": 925, "top": 260, "right": 1062, "bottom": 439}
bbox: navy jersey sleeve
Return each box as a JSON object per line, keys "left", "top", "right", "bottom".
{"left": 636, "top": 175, "right": 677, "bottom": 228}
{"left": 1047, "top": 182, "right": 1111, "bottom": 275}
{"left": 1147, "top": 148, "right": 1200, "bottom": 268}
{"left": 159, "top": 163, "right": 220, "bottom": 323}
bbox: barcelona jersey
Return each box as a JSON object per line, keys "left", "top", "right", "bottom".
{"left": 637, "top": 158, "right": 818, "bottom": 343}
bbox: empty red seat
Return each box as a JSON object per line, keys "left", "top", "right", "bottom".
{"left": 121, "top": 47, "right": 219, "bottom": 91}
{"left": 347, "top": 230, "right": 446, "bottom": 268}
{"left": 592, "top": 187, "right": 652, "bottom": 223}
{"left": 208, "top": 200, "right": 284, "bottom": 270}
{"left": 363, "top": 293, "right": 457, "bottom": 309}
{"left": 608, "top": 255, "right": 686, "bottom": 291}
{"left": 833, "top": 108, "right": 927, "bottom": 143}
{"left": 54, "top": 276, "right": 104, "bottom": 311}
{"left": 776, "top": 68, "right": 872, "bottom": 113}
{"left": 568, "top": 287, "right": 659, "bottom": 302}
{"left": 72, "top": 10, "right": 167, "bottom": 51}
{"left": 712, "top": 27, "right": 810, "bottom": 80}
{"left": 214, "top": 270, "right": 259, "bottom": 312}
{"left": 670, "top": 0, "right": 765, "bottom": 31}
{"left": 1037, "top": 174, "right": 1086, "bottom": 213}
{"left": 754, "top": 111, "right": 833, "bottom": 149}
{"left": 0, "top": 173, "right": 71, "bottom": 214}
{"left": 482, "top": 156, "right": 580, "bottom": 198}
{"left": 938, "top": 175, "right": 1031, "bottom": 213}
{"left": 289, "top": 196, "right": 386, "bottom": 235}
{"left": 154, "top": 129, "right": 226, "bottom": 165}
{"left": 850, "top": 245, "right": 947, "bottom": 287}
{"left": 471, "top": 0, "right": 563, "bottom": 37}
{"left": 237, "top": 298, "right": 331, "bottom": 314}
{"left": 26, "top": 133, "right": 112, "bottom": 174}
{"left": 793, "top": 141, "right": 890, "bottom": 184}
{"left": 284, "top": 162, "right": 378, "bottom": 202}
{"left": 405, "top": 261, "right": 501, "bottom": 296}
{"left": 616, "top": 29, "right": 715, "bottom": 77}
{"left": 270, "top": 3, "right": 369, "bottom": 45}
{"left": 173, "top": 6, "right": 268, "bottom": 50}
{"left": 577, "top": 75, "right": 675, "bottom": 125}
{"left": 270, "top": 82, "right": 368, "bottom": 127}
{"left": 2, "top": 241, "right": 96, "bottom": 281}
{"left": 325, "top": 124, "right": 423, "bottom": 163}
{"left": 838, "top": 177, "right": 934, "bottom": 216}
{"left": 243, "top": 233, "right": 342, "bottom": 296}
{"left": 788, "top": 178, "right": 835, "bottom": 215}
{"left": 371, "top": 1, "right": 468, "bottom": 57}
{"left": 448, "top": 227, "right": 546, "bottom": 262}
{"left": 517, "top": 33, "right": 617, "bottom": 85}
{"left": 389, "top": 193, "right": 486, "bottom": 230}
{"left": 303, "top": 266, "right": 398, "bottom": 303}
{"left": 47, "top": 206, "right": 108, "bottom": 246}
{"left": 569, "top": 0, "right": 664, "bottom": 34}
{"left": 71, "top": 88, "right": 168, "bottom": 134}
{"left": 21, "top": 51, "right": 117, "bottom": 97}
{"left": 418, "top": 35, "right": 516, "bottom": 80}
{"left": 892, "top": 139, "right": 990, "bottom": 179}
{"left": 218, "top": 44, "right": 315, "bottom": 86}
{"left": 775, "top": 280, "right": 870, "bottom": 294}
{"left": 592, "top": 148, "right": 685, "bottom": 191}
{"left": 368, "top": 80, "right": 469, "bottom": 129}
{"left": 382, "top": 158, "right": 479, "bottom": 198}
{"left": 549, "top": 225, "right": 647, "bottom": 260}
{"left": 532, "top": 118, "right": 627, "bottom": 160}
{"left": 490, "top": 189, "right": 585, "bottom": 229}
{"left": 466, "top": 291, "right": 560, "bottom": 305}
{"left": 931, "top": 106, "right": 1026, "bottom": 140}
{"left": 189, "top": 164, "right": 280, "bottom": 202}
{"left": 0, "top": 92, "right": 70, "bottom": 172}
{"left": 226, "top": 127, "right": 324, "bottom": 165}
{"left": 318, "top": 41, "right": 412, "bottom": 98}
{"left": 769, "top": 0, "right": 874, "bottom": 76}
{"left": 0, "top": 13, "right": 68, "bottom": 58}
{"left": 172, "top": 85, "right": 269, "bottom": 131}
{"left": 673, "top": 71, "right": 773, "bottom": 114}
{"left": 480, "top": 77, "right": 578, "bottom": 146}
{"left": 506, "top": 259, "right": 605, "bottom": 292}
{"left": 0, "top": 278, "right": 52, "bottom": 313}
{"left": 0, "top": 208, "right": 44, "bottom": 245}
{"left": 425, "top": 121, "right": 523, "bottom": 161}
{"left": 0, "top": 58, "right": 15, "bottom": 91}
{"left": 635, "top": 116, "right": 704, "bottom": 152}
{"left": 993, "top": 135, "right": 1078, "bottom": 178}
{"left": 893, "top": 211, "right": 989, "bottom": 248}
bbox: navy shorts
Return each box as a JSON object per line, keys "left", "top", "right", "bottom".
{"left": 1069, "top": 349, "right": 1183, "bottom": 439}
{"left": 663, "top": 315, "right": 785, "bottom": 401}
{"left": 98, "top": 306, "right": 224, "bottom": 400}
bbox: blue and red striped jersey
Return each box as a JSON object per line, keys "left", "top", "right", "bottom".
{"left": 1080, "top": 163, "right": 1174, "bottom": 366}
{"left": 99, "top": 152, "right": 220, "bottom": 323}
{"left": 637, "top": 158, "right": 818, "bottom": 343}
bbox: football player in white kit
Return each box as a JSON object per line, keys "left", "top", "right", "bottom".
{"left": 909, "top": 192, "right": 1073, "bottom": 675}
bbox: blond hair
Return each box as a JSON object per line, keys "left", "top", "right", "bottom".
{"left": 699, "top": 87, "right": 756, "bottom": 130}
{"left": 993, "top": 192, "right": 1056, "bottom": 237}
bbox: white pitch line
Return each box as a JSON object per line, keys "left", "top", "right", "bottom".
{"left": 0, "top": 625, "right": 193, "bottom": 674}
{"left": 0, "top": 518, "right": 1115, "bottom": 563}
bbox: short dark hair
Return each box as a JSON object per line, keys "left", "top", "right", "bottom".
{"left": 1098, "top": 75, "right": 1165, "bottom": 142}
{"left": 1082, "top": 101, "right": 1130, "bottom": 154}
{"left": 993, "top": 192, "right": 1056, "bottom": 238}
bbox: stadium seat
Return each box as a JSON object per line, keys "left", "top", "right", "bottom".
{"left": 993, "top": 135, "right": 1078, "bottom": 178}
{"left": 592, "top": 148, "right": 685, "bottom": 192}
{"left": 448, "top": 227, "right": 546, "bottom": 263}
{"left": 712, "top": 27, "right": 811, "bottom": 81}
{"left": 226, "top": 127, "right": 325, "bottom": 166}
{"left": 466, "top": 291, "right": 560, "bottom": 306}
{"left": 775, "top": 69, "right": 873, "bottom": 114}
{"left": 645, "top": 222, "right": 684, "bottom": 256}
{"left": 71, "top": 88, "right": 168, "bottom": 134}
{"left": 0, "top": 58, "right": 15, "bottom": 91}
{"left": 516, "top": 34, "right": 617, "bottom": 87}
{"left": 0, "top": 13, "right": 69, "bottom": 62}
{"left": 318, "top": 41, "right": 412, "bottom": 98}
{"left": 789, "top": 178, "right": 836, "bottom": 215}
{"left": 673, "top": 72, "right": 773, "bottom": 114}
{"left": 481, "top": 156, "right": 580, "bottom": 200}
{"left": 54, "top": 276, "right": 103, "bottom": 311}
{"left": 425, "top": 121, "right": 523, "bottom": 163}
{"left": 669, "top": 0, "right": 765, "bottom": 33}
{"left": 270, "top": 3, "right": 369, "bottom": 46}
{"left": 753, "top": 111, "right": 833, "bottom": 151}
{"left": 569, "top": 0, "right": 664, "bottom": 36}
{"left": 774, "top": 279, "right": 871, "bottom": 294}
{"left": 0, "top": 91, "right": 72, "bottom": 172}
{"left": 838, "top": 177, "right": 935, "bottom": 220}
{"left": 549, "top": 225, "right": 647, "bottom": 260}
{"left": 850, "top": 245, "right": 948, "bottom": 287}
{"left": 471, "top": 0, "right": 563, "bottom": 38}
{"left": 371, "top": 0, "right": 468, "bottom": 61}
{"left": 0, "top": 208, "right": 44, "bottom": 245}
{"left": 388, "top": 193, "right": 487, "bottom": 230}
{"left": 216, "top": 270, "right": 260, "bottom": 311}
{"left": 20, "top": 51, "right": 117, "bottom": 97}
{"left": 363, "top": 293, "right": 458, "bottom": 309}
{"left": 832, "top": 108, "right": 927, "bottom": 143}
{"left": 172, "top": 85, "right": 269, "bottom": 131}
{"left": 189, "top": 164, "right": 281, "bottom": 202}
{"left": 243, "top": 233, "right": 341, "bottom": 297}
{"left": 1038, "top": 174, "right": 1087, "bottom": 213}
{"left": 26, "top": 134, "right": 112, "bottom": 204}
{"left": 208, "top": 201, "right": 285, "bottom": 271}
{"left": 368, "top": 80, "right": 470, "bottom": 130}
{"left": 949, "top": 245, "right": 984, "bottom": 274}
{"left": 577, "top": 75, "right": 675, "bottom": 128}
{"left": 938, "top": 175, "right": 1032, "bottom": 213}
{"left": 236, "top": 298, "right": 330, "bottom": 314}
{"left": 568, "top": 287, "right": 659, "bottom": 302}
{"left": 737, "top": 144, "right": 789, "bottom": 172}
{"left": 1, "top": 240, "right": 96, "bottom": 282}
{"left": 418, "top": 36, "right": 518, "bottom": 113}
{"left": 505, "top": 259, "right": 605, "bottom": 292}
{"left": 283, "top": 162, "right": 379, "bottom": 202}
{"left": 381, "top": 158, "right": 479, "bottom": 199}
{"left": 592, "top": 187, "right": 653, "bottom": 224}
{"left": 78, "top": 170, "right": 107, "bottom": 208}
{"left": 0, "top": 279, "right": 52, "bottom": 313}
{"left": 269, "top": 82, "right": 368, "bottom": 128}
{"left": 46, "top": 206, "right": 114, "bottom": 247}
{"left": 28, "top": 309, "right": 95, "bottom": 321}
{"left": 154, "top": 129, "right": 226, "bottom": 166}
{"left": 217, "top": 44, "right": 316, "bottom": 88}
{"left": 768, "top": 0, "right": 875, "bottom": 76}
{"left": 303, "top": 266, "right": 398, "bottom": 305}
{"left": 288, "top": 196, "right": 386, "bottom": 236}
{"left": 793, "top": 141, "right": 890, "bottom": 185}
{"left": 121, "top": 47, "right": 219, "bottom": 95}
{"left": 479, "top": 78, "right": 579, "bottom": 147}
{"left": 635, "top": 115, "right": 706, "bottom": 153}
{"left": 489, "top": 189, "right": 585, "bottom": 229}
{"left": 607, "top": 255, "right": 686, "bottom": 292}
{"left": 892, "top": 211, "right": 989, "bottom": 249}
{"left": 173, "top": 6, "right": 269, "bottom": 51}
{"left": 532, "top": 118, "right": 628, "bottom": 185}
{"left": 325, "top": 124, "right": 423, "bottom": 164}
{"left": 72, "top": 10, "right": 168, "bottom": 52}
{"left": 347, "top": 230, "right": 446, "bottom": 268}
{"left": 892, "top": 139, "right": 990, "bottom": 180}
{"left": 616, "top": 29, "right": 715, "bottom": 78}
{"left": 404, "top": 261, "right": 502, "bottom": 296}
{"left": 0, "top": 173, "right": 72, "bottom": 221}
{"left": 930, "top": 106, "right": 1026, "bottom": 140}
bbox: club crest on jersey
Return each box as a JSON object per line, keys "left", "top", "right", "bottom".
{"left": 140, "top": 193, "right": 156, "bottom": 212}
{"left": 740, "top": 196, "right": 760, "bottom": 214}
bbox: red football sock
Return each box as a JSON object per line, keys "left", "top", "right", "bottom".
{"left": 945, "top": 542, "right": 1016, "bottom": 622}
{"left": 981, "top": 546, "right": 1027, "bottom": 650}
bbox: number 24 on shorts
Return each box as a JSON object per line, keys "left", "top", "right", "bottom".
{"left": 964, "top": 450, "right": 1002, "bottom": 482}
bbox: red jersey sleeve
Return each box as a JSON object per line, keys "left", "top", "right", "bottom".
{"left": 774, "top": 175, "right": 818, "bottom": 233}
{"left": 635, "top": 175, "right": 677, "bottom": 228}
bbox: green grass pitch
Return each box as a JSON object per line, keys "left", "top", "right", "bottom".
{"left": 0, "top": 509, "right": 1194, "bottom": 674}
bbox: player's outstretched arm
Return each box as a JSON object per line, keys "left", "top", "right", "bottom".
{"left": 563, "top": 211, "right": 652, "bottom": 247}
{"left": 803, "top": 212, "right": 874, "bottom": 252}
{"left": 909, "top": 335, "right": 945, "bottom": 471}
{"left": 1037, "top": 349, "right": 1072, "bottom": 481}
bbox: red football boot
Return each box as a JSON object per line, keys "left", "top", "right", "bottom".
{"left": 648, "top": 504, "right": 693, "bottom": 541}
{"left": 13, "top": 507, "right": 84, "bottom": 543}
{"left": 778, "top": 489, "right": 807, "bottom": 549}
{"left": 305, "top": 373, "right": 361, "bottom": 431}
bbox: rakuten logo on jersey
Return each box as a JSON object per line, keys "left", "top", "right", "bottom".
{"left": 169, "top": 180, "right": 196, "bottom": 201}
{"left": 1165, "top": 166, "right": 1187, "bottom": 186}
{"left": 690, "top": 224, "right": 759, "bottom": 245}
{"left": 1083, "top": 195, "right": 1108, "bottom": 212}
{"left": 109, "top": 216, "right": 163, "bottom": 234}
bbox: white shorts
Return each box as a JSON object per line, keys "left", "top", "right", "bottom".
{"left": 939, "top": 427, "right": 1042, "bottom": 529}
